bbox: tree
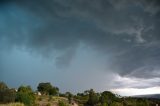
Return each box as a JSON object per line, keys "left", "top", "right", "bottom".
{"left": 37, "top": 82, "right": 59, "bottom": 96}
{"left": 87, "top": 89, "right": 99, "bottom": 106}
{"left": 0, "top": 82, "right": 8, "bottom": 90}
{"left": 84, "top": 90, "right": 90, "bottom": 95}
{"left": 100, "top": 91, "right": 116, "bottom": 106}
{"left": 65, "top": 92, "right": 73, "bottom": 104}
{"left": 0, "top": 82, "right": 16, "bottom": 103}
{"left": 37, "top": 82, "right": 52, "bottom": 95}
{"left": 49, "top": 87, "right": 59, "bottom": 96}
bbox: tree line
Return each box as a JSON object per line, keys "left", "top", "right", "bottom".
{"left": 0, "top": 81, "right": 159, "bottom": 106}
{"left": 0, "top": 82, "right": 59, "bottom": 105}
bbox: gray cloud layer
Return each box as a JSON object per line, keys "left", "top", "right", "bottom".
{"left": 0, "top": 0, "right": 160, "bottom": 82}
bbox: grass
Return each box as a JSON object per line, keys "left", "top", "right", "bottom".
{"left": 0, "top": 103, "right": 24, "bottom": 106}
{"left": 35, "top": 95, "right": 71, "bottom": 106}
{"left": 0, "top": 96, "right": 72, "bottom": 106}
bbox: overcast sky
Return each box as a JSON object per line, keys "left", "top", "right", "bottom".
{"left": 0, "top": 0, "right": 160, "bottom": 96}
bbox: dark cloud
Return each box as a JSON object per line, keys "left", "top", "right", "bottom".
{"left": 0, "top": 0, "right": 160, "bottom": 84}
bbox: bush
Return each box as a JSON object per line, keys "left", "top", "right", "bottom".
{"left": 58, "top": 101, "right": 69, "bottom": 106}
{"left": 16, "top": 92, "right": 35, "bottom": 106}
{"left": 46, "top": 103, "right": 51, "bottom": 106}
{"left": 87, "top": 89, "right": 99, "bottom": 105}
{"left": 16, "top": 86, "right": 35, "bottom": 106}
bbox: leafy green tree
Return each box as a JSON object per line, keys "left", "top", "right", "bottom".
{"left": 87, "top": 89, "right": 99, "bottom": 106}
{"left": 0, "top": 82, "right": 8, "bottom": 101}
{"left": 37, "top": 82, "right": 59, "bottom": 95}
{"left": 37, "top": 82, "right": 52, "bottom": 95}
{"left": 0, "top": 89, "right": 16, "bottom": 103}
{"left": 65, "top": 92, "right": 73, "bottom": 104}
{"left": 77, "top": 93, "right": 85, "bottom": 97}
{"left": 0, "top": 82, "right": 8, "bottom": 90}
{"left": 0, "top": 82, "right": 16, "bottom": 103}
{"left": 100, "top": 91, "right": 116, "bottom": 106}
{"left": 49, "top": 87, "right": 59, "bottom": 96}
{"left": 84, "top": 90, "right": 90, "bottom": 95}
{"left": 75, "top": 93, "right": 89, "bottom": 104}
{"left": 68, "top": 93, "right": 72, "bottom": 104}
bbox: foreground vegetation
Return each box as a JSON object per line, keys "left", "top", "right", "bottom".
{"left": 0, "top": 103, "right": 24, "bottom": 106}
{"left": 0, "top": 81, "right": 160, "bottom": 106}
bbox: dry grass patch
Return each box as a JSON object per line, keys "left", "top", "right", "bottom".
{"left": 0, "top": 103, "right": 24, "bottom": 106}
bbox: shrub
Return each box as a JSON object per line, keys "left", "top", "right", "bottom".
{"left": 46, "top": 103, "right": 51, "bottom": 106}
{"left": 16, "top": 86, "right": 35, "bottom": 106}
{"left": 58, "top": 101, "right": 69, "bottom": 106}
{"left": 16, "top": 92, "right": 35, "bottom": 106}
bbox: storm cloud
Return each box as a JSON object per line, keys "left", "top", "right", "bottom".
{"left": 0, "top": 0, "right": 160, "bottom": 91}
